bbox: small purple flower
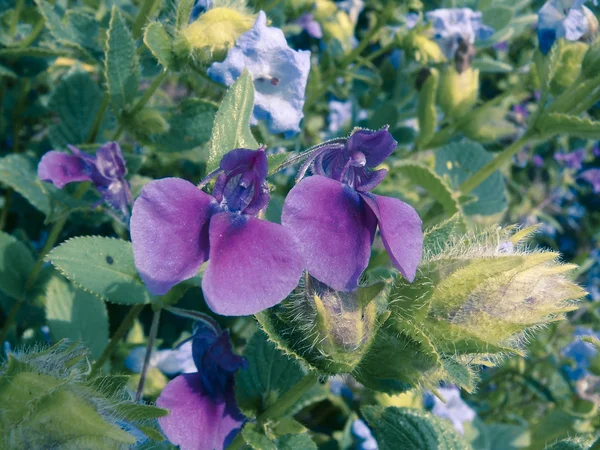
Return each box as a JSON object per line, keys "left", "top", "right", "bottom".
{"left": 131, "top": 148, "right": 303, "bottom": 316}
{"left": 208, "top": 11, "right": 311, "bottom": 137}
{"left": 428, "top": 387, "right": 476, "bottom": 434}
{"left": 282, "top": 128, "right": 423, "bottom": 292}
{"left": 38, "top": 142, "right": 132, "bottom": 218}
{"left": 580, "top": 168, "right": 600, "bottom": 192}
{"left": 297, "top": 13, "right": 323, "bottom": 39}
{"left": 532, "top": 155, "right": 545, "bottom": 167}
{"left": 592, "top": 144, "right": 600, "bottom": 157}
{"left": 157, "top": 324, "right": 247, "bottom": 450}
{"left": 554, "top": 148, "right": 586, "bottom": 169}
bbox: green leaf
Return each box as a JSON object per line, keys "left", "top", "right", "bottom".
{"left": 482, "top": 6, "right": 514, "bottom": 31}
{"left": 45, "top": 275, "right": 109, "bottom": 359}
{"left": 113, "top": 403, "right": 169, "bottom": 420}
{"left": 105, "top": 6, "right": 140, "bottom": 114}
{"left": 393, "top": 161, "right": 459, "bottom": 215}
{"left": 362, "top": 406, "right": 469, "bottom": 450}
{"left": 207, "top": 70, "right": 259, "bottom": 173}
{"left": 151, "top": 99, "right": 218, "bottom": 152}
{"left": 544, "top": 438, "right": 593, "bottom": 450}
{"left": 0, "top": 231, "right": 35, "bottom": 299}
{"left": 0, "top": 153, "right": 50, "bottom": 215}
{"left": 537, "top": 113, "right": 600, "bottom": 139}
{"left": 242, "top": 425, "right": 277, "bottom": 450}
{"left": 416, "top": 69, "right": 439, "bottom": 148}
{"left": 278, "top": 434, "right": 317, "bottom": 449}
{"left": 472, "top": 58, "right": 514, "bottom": 73}
{"left": 423, "top": 214, "right": 462, "bottom": 257}
{"left": 35, "top": 0, "right": 82, "bottom": 49}
{"left": 267, "top": 152, "right": 291, "bottom": 175}
{"left": 47, "top": 237, "right": 152, "bottom": 305}
{"left": 0, "top": 63, "right": 17, "bottom": 79}
{"left": 144, "top": 22, "right": 173, "bottom": 68}
{"left": 235, "top": 331, "right": 306, "bottom": 417}
{"left": 435, "top": 141, "right": 507, "bottom": 216}
{"left": 176, "top": 0, "right": 195, "bottom": 30}
{"left": 48, "top": 71, "right": 105, "bottom": 147}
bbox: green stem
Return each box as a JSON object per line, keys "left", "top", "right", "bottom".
{"left": 92, "top": 304, "right": 145, "bottom": 375}
{"left": 0, "top": 189, "right": 11, "bottom": 231}
{"left": 132, "top": 0, "right": 161, "bottom": 40}
{"left": 136, "top": 308, "right": 161, "bottom": 401}
{"left": 227, "top": 372, "right": 320, "bottom": 450}
{"left": 459, "top": 134, "right": 535, "bottom": 195}
{"left": 19, "top": 17, "right": 45, "bottom": 48}
{"left": 10, "top": 0, "right": 25, "bottom": 36}
{"left": 0, "top": 183, "right": 89, "bottom": 346}
{"left": 86, "top": 93, "right": 110, "bottom": 144}
{"left": 112, "top": 70, "right": 168, "bottom": 140}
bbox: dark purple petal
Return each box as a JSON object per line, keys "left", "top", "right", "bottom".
{"left": 580, "top": 169, "right": 600, "bottom": 193}
{"left": 95, "top": 142, "right": 127, "bottom": 180}
{"left": 157, "top": 373, "right": 244, "bottom": 450}
{"left": 360, "top": 193, "right": 423, "bottom": 282}
{"left": 202, "top": 212, "right": 303, "bottom": 316}
{"left": 297, "top": 13, "right": 323, "bottom": 38}
{"left": 355, "top": 168, "right": 388, "bottom": 192}
{"left": 37, "top": 151, "right": 92, "bottom": 188}
{"left": 131, "top": 178, "right": 216, "bottom": 295}
{"left": 281, "top": 175, "right": 377, "bottom": 291}
{"left": 347, "top": 128, "right": 397, "bottom": 168}
{"left": 97, "top": 179, "right": 133, "bottom": 217}
{"left": 219, "top": 148, "right": 268, "bottom": 180}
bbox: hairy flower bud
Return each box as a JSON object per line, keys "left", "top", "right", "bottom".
{"left": 551, "top": 41, "right": 589, "bottom": 94}
{"left": 256, "top": 276, "right": 388, "bottom": 374}
{"left": 437, "top": 66, "right": 479, "bottom": 119}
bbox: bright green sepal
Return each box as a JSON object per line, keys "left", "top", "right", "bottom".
{"left": 537, "top": 113, "right": 600, "bottom": 140}
{"left": 416, "top": 68, "right": 439, "bottom": 148}
{"left": 144, "top": 22, "right": 173, "bottom": 68}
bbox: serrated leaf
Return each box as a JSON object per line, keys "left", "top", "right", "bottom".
{"left": 435, "top": 141, "right": 506, "bottom": 216}
{"left": 242, "top": 425, "right": 277, "bottom": 450}
{"left": 144, "top": 22, "right": 172, "bottom": 68}
{"left": 35, "top": 0, "right": 81, "bottom": 48}
{"left": 48, "top": 71, "right": 105, "bottom": 147}
{"left": 47, "top": 237, "right": 152, "bottom": 305}
{"left": 0, "top": 153, "right": 51, "bottom": 215}
{"left": 207, "top": 70, "right": 259, "bottom": 173}
{"left": 114, "top": 403, "right": 169, "bottom": 420}
{"left": 176, "top": 0, "right": 195, "bottom": 30}
{"left": 105, "top": 6, "right": 140, "bottom": 114}
{"left": 537, "top": 113, "right": 600, "bottom": 139}
{"left": 362, "top": 406, "right": 470, "bottom": 450}
{"left": 45, "top": 274, "right": 109, "bottom": 359}
{"left": 0, "top": 231, "right": 35, "bottom": 299}
{"left": 393, "top": 161, "right": 459, "bottom": 215}
{"left": 423, "top": 214, "right": 461, "bottom": 257}
{"left": 235, "top": 331, "right": 306, "bottom": 417}
{"left": 151, "top": 99, "right": 217, "bottom": 152}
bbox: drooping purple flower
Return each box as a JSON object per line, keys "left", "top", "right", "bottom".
{"left": 297, "top": 13, "right": 323, "bottom": 39}
{"left": 554, "top": 148, "right": 586, "bottom": 169}
{"left": 580, "top": 168, "right": 600, "bottom": 192}
{"left": 131, "top": 148, "right": 303, "bottom": 316}
{"left": 282, "top": 128, "right": 423, "bottom": 292}
{"left": 38, "top": 142, "right": 132, "bottom": 218}
{"left": 157, "top": 324, "right": 247, "bottom": 450}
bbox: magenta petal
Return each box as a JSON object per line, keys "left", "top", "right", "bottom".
{"left": 347, "top": 128, "right": 397, "bottom": 167}
{"left": 37, "top": 151, "right": 92, "bottom": 188}
{"left": 360, "top": 193, "right": 423, "bottom": 282}
{"left": 131, "top": 178, "right": 216, "bottom": 295}
{"left": 157, "top": 374, "right": 244, "bottom": 450}
{"left": 202, "top": 212, "right": 303, "bottom": 316}
{"left": 281, "top": 175, "right": 377, "bottom": 291}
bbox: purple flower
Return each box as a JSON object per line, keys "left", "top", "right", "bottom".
{"left": 592, "top": 144, "right": 600, "bottom": 157}
{"left": 131, "top": 148, "right": 303, "bottom": 316}
{"left": 157, "top": 324, "right": 247, "bottom": 450}
{"left": 281, "top": 128, "right": 423, "bottom": 292}
{"left": 532, "top": 155, "right": 545, "bottom": 167}
{"left": 297, "top": 13, "right": 323, "bottom": 38}
{"left": 554, "top": 148, "right": 586, "bottom": 169}
{"left": 208, "top": 11, "right": 311, "bottom": 137}
{"left": 580, "top": 168, "right": 600, "bottom": 192}
{"left": 38, "top": 142, "right": 132, "bottom": 218}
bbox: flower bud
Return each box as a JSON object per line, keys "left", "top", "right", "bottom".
{"left": 582, "top": 38, "right": 600, "bottom": 79}
{"left": 313, "top": 0, "right": 355, "bottom": 53}
{"left": 176, "top": 7, "right": 255, "bottom": 62}
{"left": 437, "top": 66, "right": 479, "bottom": 119}
{"left": 256, "top": 276, "right": 388, "bottom": 374}
{"left": 405, "top": 33, "right": 446, "bottom": 64}
{"left": 551, "top": 41, "right": 589, "bottom": 95}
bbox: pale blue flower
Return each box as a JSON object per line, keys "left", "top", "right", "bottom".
{"left": 125, "top": 341, "right": 196, "bottom": 376}
{"left": 328, "top": 99, "right": 353, "bottom": 134}
{"left": 562, "top": 328, "right": 600, "bottom": 380}
{"left": 429, "top": 387, "right": 476, "bottom": 434}
{"left": 538, "top": 0, "right": 598, "bottom": 54}
{"left": 425, "top": 8, "right": 494, "bottom": 60}
{"left": 208, "top": 11, "right": 311, "bottom": 137}
{"left": 338, "top": 0, "right": 364, "bottom": 25}
{"left": 352, "top": 419, "right": 378, "bottom": 450}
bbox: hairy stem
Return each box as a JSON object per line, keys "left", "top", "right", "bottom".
{"left": 136, "top": 308, "right": 162, "bottom": 401}
{"left": 227, "top": 372, "right": 320, "bottom": 449}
